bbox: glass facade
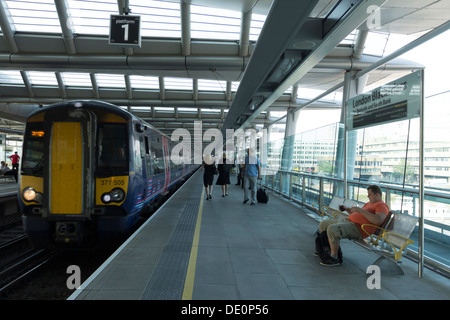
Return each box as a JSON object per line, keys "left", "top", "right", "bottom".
{"left": 261, "top": 83, "right": 450, "bottom": 274}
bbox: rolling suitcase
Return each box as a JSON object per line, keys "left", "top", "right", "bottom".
{"left": 257, "top": 181, "right": 269, "bottom": 203}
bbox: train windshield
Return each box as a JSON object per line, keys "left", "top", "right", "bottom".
{"left": 22, "top": 122, "right": 45, "bottom": 175}
{"left": 96, "top": 123, "right": 129, "bottom": 177}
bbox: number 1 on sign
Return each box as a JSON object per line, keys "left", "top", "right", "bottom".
{"left": 121, "top": 23, "right": 129, "bottom": 41}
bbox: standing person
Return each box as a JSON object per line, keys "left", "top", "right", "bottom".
{"left": 242, "top": 148, "right": 261, "bottom": 205}
{"left": 202, "top": 154, "right": 216, "bottom": 200}
{"left": 9, "top": 152, "right": 20, "bottom": 170}
{"left": 216, "top": 153, "right": 232, "bottom": 197}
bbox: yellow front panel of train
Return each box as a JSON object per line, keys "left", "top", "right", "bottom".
{"left": 50, "top": 122, "right": 83, "bottom": 214}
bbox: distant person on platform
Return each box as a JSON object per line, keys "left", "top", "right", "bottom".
{"left": 242, "top": 148, "right": 261, "bottom": 206}
{"left": 216, "top": 153, "right": 232, "bottom": 197}
{"left": 9, "top": 152, "right": 20, "bottom": 170}
{"left": 202, "top": 154, "right": 217, "bottom": 200}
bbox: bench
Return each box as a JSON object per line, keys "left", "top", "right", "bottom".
{"left": 313, "top": 196, "right": 418, "bottom": 275}
{"left": 357, "top": 211, "right": 418, "bottom": 275}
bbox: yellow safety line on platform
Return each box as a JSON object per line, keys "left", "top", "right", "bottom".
{"left": 182, "top": 187, "right": 204, "bottom": 300}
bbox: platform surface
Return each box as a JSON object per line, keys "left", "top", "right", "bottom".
{"left": 69, "top": 170, "right": 450, "bottom": 300}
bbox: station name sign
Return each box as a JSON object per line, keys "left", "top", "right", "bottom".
{"left": 347, "top": 70, "right": 422, "bottom": 130}
{"left": 109, "top": 14, "right": 141, "bottom": 47}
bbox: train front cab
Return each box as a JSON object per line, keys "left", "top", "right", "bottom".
{"left": 20, "top": 104, "right": 133, "bottom": 249}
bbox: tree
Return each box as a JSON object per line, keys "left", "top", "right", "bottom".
{"left": 392, "top": 160, "right": 415, "bottom": 183}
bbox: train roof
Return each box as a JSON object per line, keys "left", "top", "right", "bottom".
{"left": 26, "top": 100, "right": 170, "bottom": 139}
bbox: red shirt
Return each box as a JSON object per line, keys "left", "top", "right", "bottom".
{"left": 9, "top": 154, "right": 20, "bottom": 164}
{"left": 348, "top": 200, "right": 389, "bottom": 237}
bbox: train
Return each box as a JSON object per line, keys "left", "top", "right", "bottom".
{"left": 19, "top": 100, "right": 198, "bottom": 249}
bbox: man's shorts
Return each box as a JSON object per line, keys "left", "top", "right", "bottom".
{"left": 318, "top": 218, "right": 363, "bottom": 243}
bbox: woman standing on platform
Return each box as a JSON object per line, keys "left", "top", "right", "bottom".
{"left": 216, "top": 153, "right": 232, "bottom": 197}
{"left": 202, "top": 154, "right": 216, "bottom": 200}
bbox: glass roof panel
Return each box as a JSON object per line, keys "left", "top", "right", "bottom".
{"left": 5, "top": 0, "right": 61, "bottom": 33}
{"left": 132, "top": 0, "right": 181, "bottom": 38}
{"left": 363, "top": 31, "right": 389, "bottom": 57}
{"left": 0, "top": 70, "right": 23, "bottom": 85}
{"left": 67, "top": 0, "right": 117, "bottom": 35}
{"left": 28, "top": 71, "right": 58, "bottom": 85}
{"left": 178, "top": 107, "right": 198, "bottom": 112}
{"left": 61, "top": 72, "right": 92, "bottom": 86}
{"left": 249, "top": 13, "right": 266, "bottom": 41}
{"left": 96, "top": 74, "right": 125, "bottom": 88}
{"left": 129, "top": 75, "right": 160, "bottom": 89}
{"left": 3, "top": 0, "right": 264, "bottom": 41}
{"left": 191, "top": 4, "right": 241, "bottom": 40}
{"left": 339, "top": 29, "right": 358, "bottom": 45}
{"left": 165, "top": 77, "right": 192, "bottom": 90}
{"left": 297, "top": 88, "right": 342, "bottom": 103}
{"left": 198, "top": 79, "right": 226, "bottom": 92}
{"left": 231, "top": 81, "right": 240, "bottom": 92}
{"left": 377, "top": 32, "right": 419, "bottom": 57}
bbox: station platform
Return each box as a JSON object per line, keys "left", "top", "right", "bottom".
{"left": 69, "top": 170, "right": 450, "bottom": 300}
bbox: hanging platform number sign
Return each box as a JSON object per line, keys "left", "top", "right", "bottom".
{"left": 109, "top": 15, "right": 141, "bottom": 47}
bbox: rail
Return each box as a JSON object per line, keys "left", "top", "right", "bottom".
{"left": 261, "top": 168, "right": 450, "bottom": 276}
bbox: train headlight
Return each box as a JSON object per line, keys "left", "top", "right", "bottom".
{"left": 22, "top": 187, "right": 43, "bottom": 203}
{"left": 101, "top": 188, "right": 125, "bottom": 204}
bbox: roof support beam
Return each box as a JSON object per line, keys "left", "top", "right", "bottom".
{"left": 54, "top": 0, "right": 76, "bottom": 54}
{"left": 226, "top": 81, "right": 232, "bottom": 102}
{"left": 55, "top": 72, "right": 67, "bottom": 99}
{"left": 239, "top": 10, "right": 252, "bottom": 57}
{"left": 159, "top": 77, "right": 165, "bottom": 100}
{"left": 193, "top": 78, "right": 198, "bottom": 100}
{"left": 352, "top": 29, "right": 368, "bottom": 59}
{"left": 181, "top": 0, "right": 191, "bottom": 56}
{"left": 0, "top": 0, "right": 19, "bottom": 53}
{"left": 20, "top": 71, "right": 34, "bottom": 98}
{"left": 90, "top": 73, "right": 99, "bottom": 99}
{"left": 125, "top": 75, "right": 132, "bottom": 99}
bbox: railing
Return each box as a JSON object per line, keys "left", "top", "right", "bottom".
{"left": 262, "top": 168, "right": 450, "bottom": 276}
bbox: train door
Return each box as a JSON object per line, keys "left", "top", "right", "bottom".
{"left": 44, "top": 108, "right": 96, "bottom": 217}
{"left": 50, "top": 122, "right": 83, "bottom": 214}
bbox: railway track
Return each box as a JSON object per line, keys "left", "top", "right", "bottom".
{"left": 0, "top": 248, "right": 62, "bottom": 294}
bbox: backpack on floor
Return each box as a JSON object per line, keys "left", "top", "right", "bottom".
{"left": 314, "top": 230, "right": 342, "bottom": 262}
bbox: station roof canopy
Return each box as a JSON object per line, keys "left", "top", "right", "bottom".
{"left": 0, "top": 0, "right": 449, "bottom": 135}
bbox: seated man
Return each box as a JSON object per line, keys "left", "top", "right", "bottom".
{"left": 318, "top": 185, "right": 389, "bottom": 266}
{"left": 0, "top": 161, "right": 10, "bottom": 174}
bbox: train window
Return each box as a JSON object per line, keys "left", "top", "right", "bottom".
{"left": 151, "top": 134, "right": 164, "bottom": 175}
{"left": 145, "top": 136, "right": 150, "bottom": 155}
{"left": 22, "top": 122, "right": 45, "bottom": 174}
{"left": 140, "top": 136, "right": 146, "bottom": 158}
{"left": 96, "top": 123, "right": 129, "bottom": 176}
